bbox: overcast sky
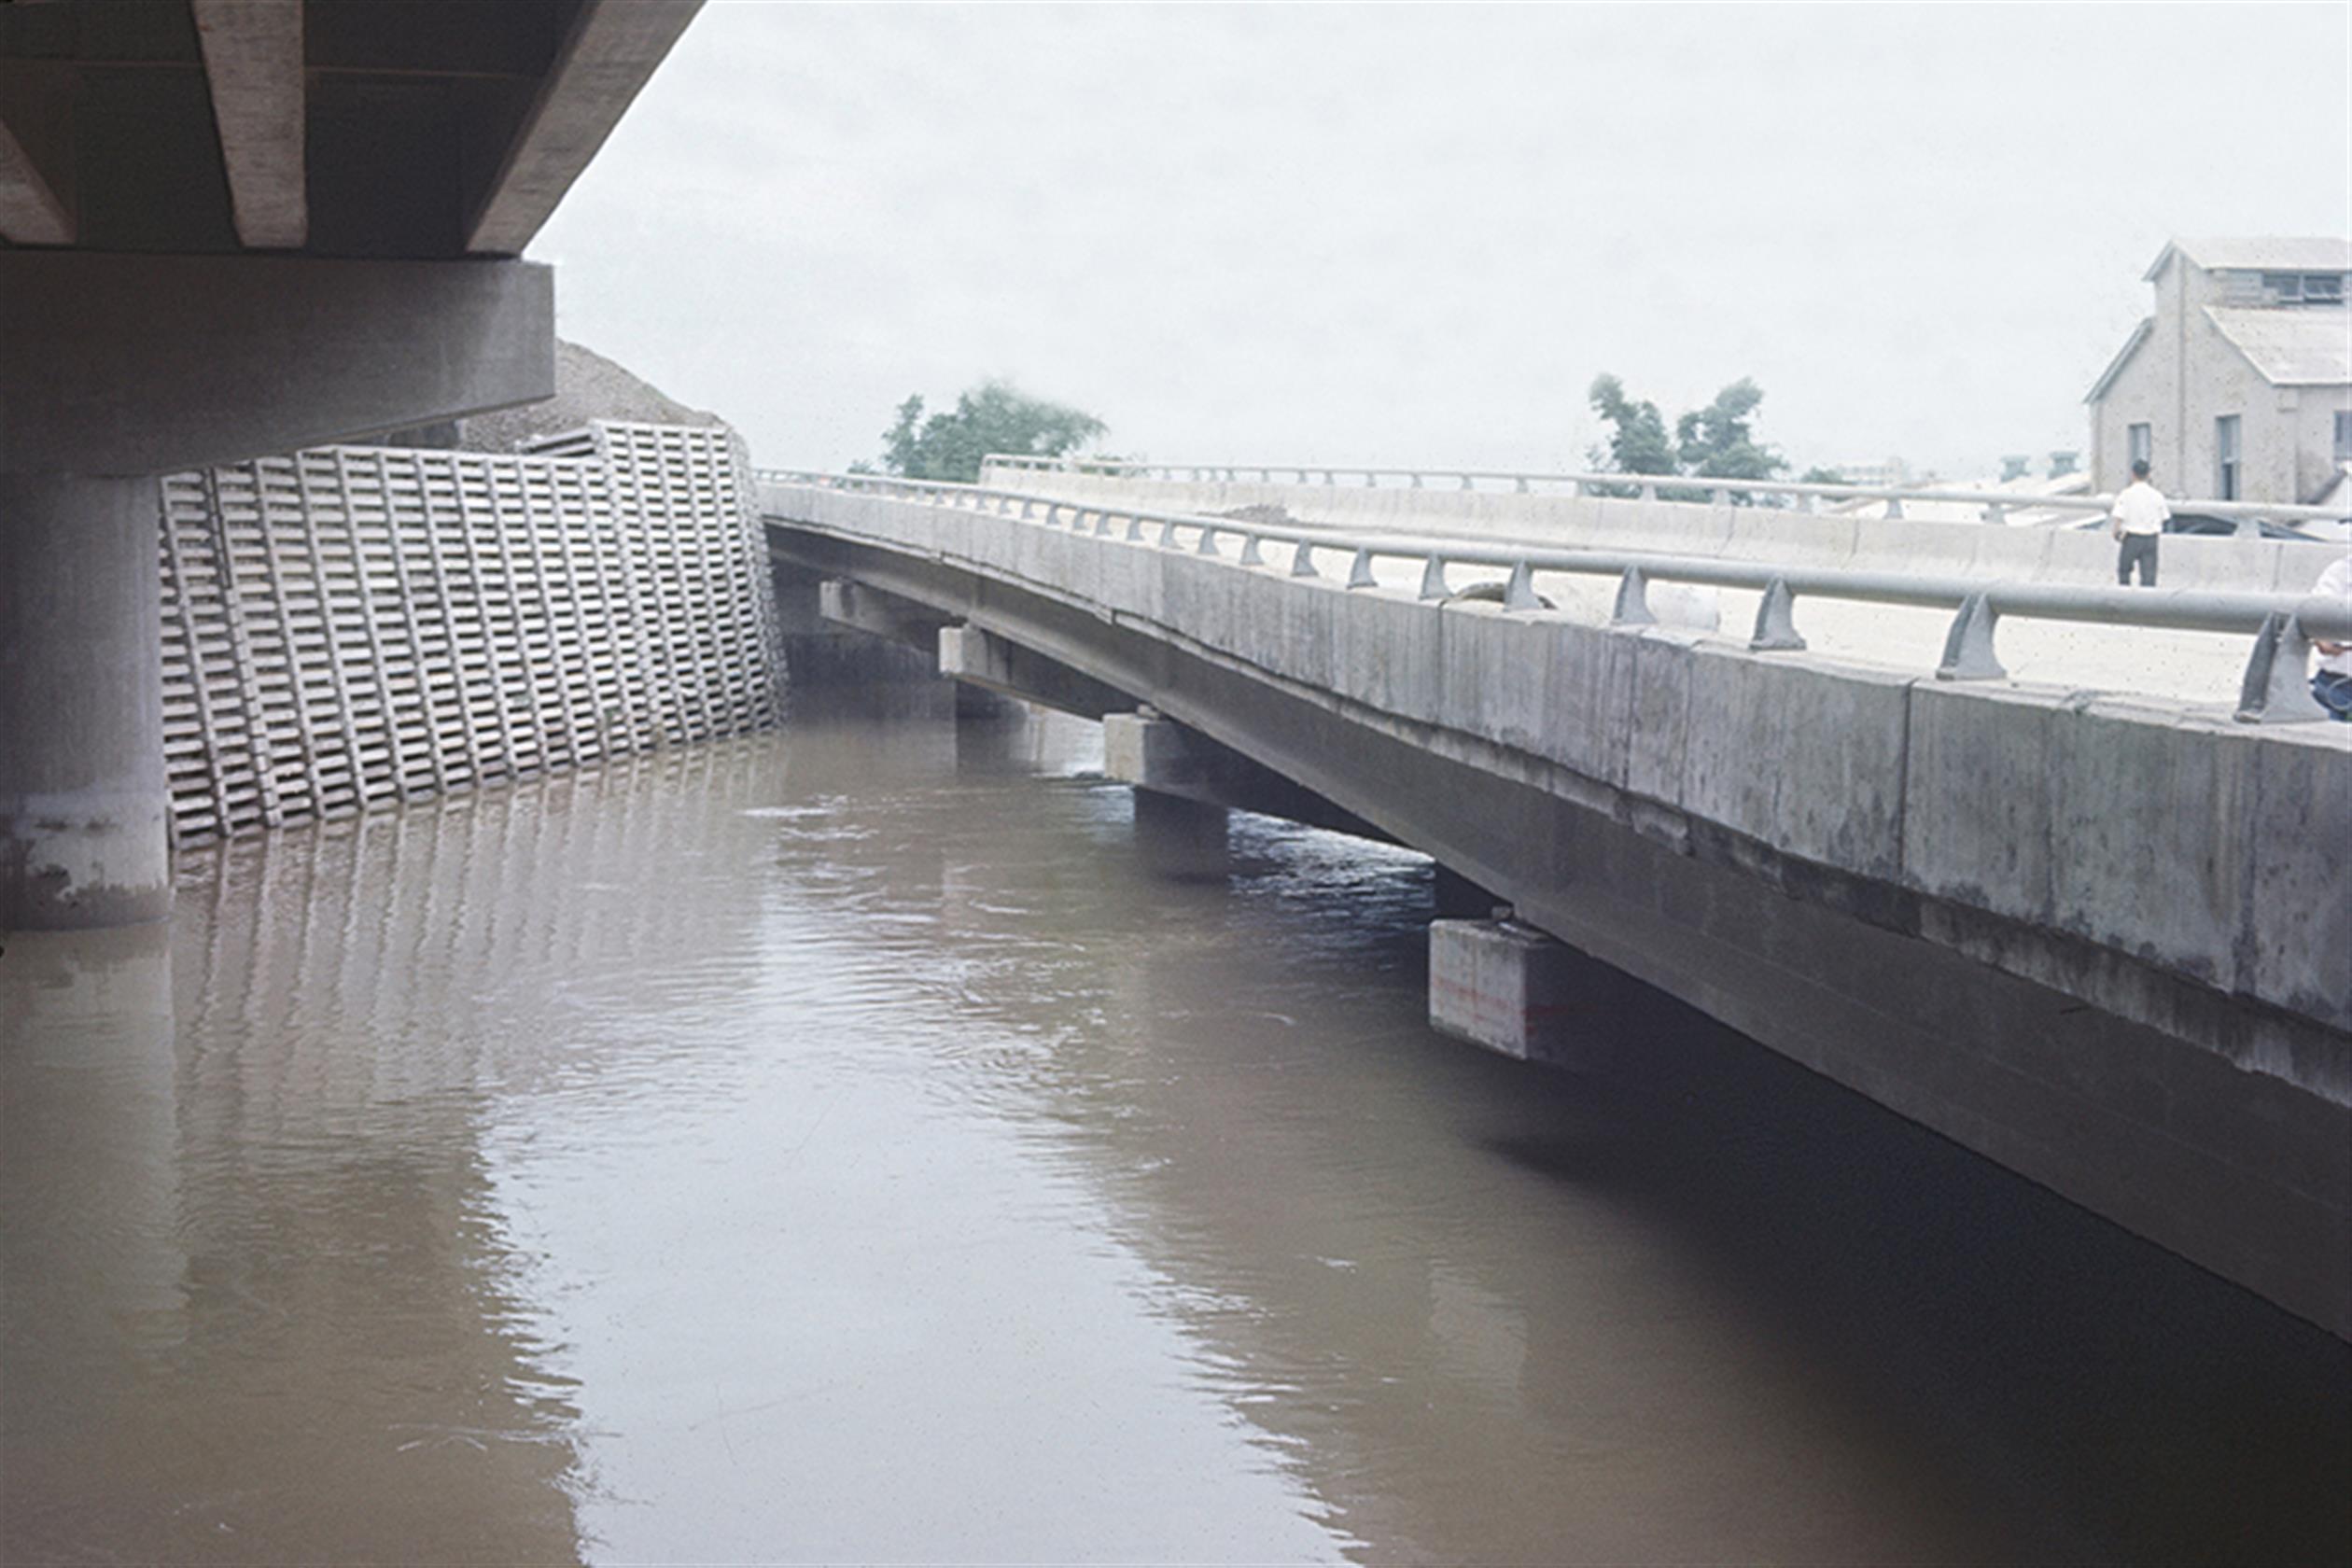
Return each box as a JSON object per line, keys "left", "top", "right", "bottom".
{"left": 530, "top": 3, "right": 2352, "bottom": 483}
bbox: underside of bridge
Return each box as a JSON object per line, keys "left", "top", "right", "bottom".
{"left": 0, "top": 0, "right": 700, "bottom": 929}
{"left": 765, "top": 503, "right": 2352, "bottom": 1340}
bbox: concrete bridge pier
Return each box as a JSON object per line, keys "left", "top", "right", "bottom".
{"left": 0, "top": 476, "right": 173, "bottom": 928}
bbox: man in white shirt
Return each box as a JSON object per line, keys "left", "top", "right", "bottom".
{"left": 2109, "top": 458, "right": 2170, "bottom": 587}
{"left": 2312, "top": 550, "right": 2352, "bottom": 721}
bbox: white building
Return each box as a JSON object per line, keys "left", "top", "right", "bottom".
{"left": 2085, "top": 236, "right": 2352, "bottom": 504}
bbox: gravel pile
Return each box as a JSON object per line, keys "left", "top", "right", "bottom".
{"left": 457, "top": 340, "right": 727, "bottom": 453}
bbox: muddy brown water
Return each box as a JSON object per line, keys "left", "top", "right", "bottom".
{"left": 4, "top": 713, "right": 2346, "bottom": 1564}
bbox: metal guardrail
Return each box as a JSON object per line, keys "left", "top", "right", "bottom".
{"left": 976, "top": 452, "right": 2352, "bottom": 530}
{"left": 755, "top": 468, "right": 2352, "bottom": 725}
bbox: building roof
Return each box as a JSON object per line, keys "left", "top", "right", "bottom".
{"left": 2204, "top": 306, "right": 2352, "bottom": 385}
{"left": 2146, "top": 236, "right": 2352, "bottom": 281}
{"left": 2084, "top": 315, "right": 2155, "bottom": 404}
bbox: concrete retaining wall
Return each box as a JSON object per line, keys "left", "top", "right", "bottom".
{"left": 158, "top": 423, "right": 780, "bottom": 847}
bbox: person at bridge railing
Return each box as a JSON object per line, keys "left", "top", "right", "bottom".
{"left": 2312, "top": 551, "right": 2352, "bottom": 721}
{"left": 2109, "top": 458, "right": 2169, "bottom": 587}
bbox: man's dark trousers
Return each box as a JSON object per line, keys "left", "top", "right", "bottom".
{"left": 2118, "top": 534, "right": 2159, "bottom": 586}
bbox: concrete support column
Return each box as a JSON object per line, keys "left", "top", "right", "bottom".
{"left": 1429, "top": 914, "right": 1632, "bottom": 1074}
{"left": 1, "top": 474, "right": 171, "bottom": 930}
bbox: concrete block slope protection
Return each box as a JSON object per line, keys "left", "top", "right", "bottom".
{"left": 763, "top": 473, "right": 2352, "bottom": 1338}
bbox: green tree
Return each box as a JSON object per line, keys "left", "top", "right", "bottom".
{"left": 1799, "top": 465, "right": 1847, "bottom": 485}
{"left": 1588, "top": 372, "right": 1790, "bottom": 501}
{"left": 1673, "top": 377, "right": 1785, "bottom": 483}
{"left": 1586, "top": 373, "right": 1678, "bottom": 479}
{"left": 879, "top": 382, "right": 1106, "bottom": 484}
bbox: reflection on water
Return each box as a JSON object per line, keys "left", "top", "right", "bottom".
{"left": 4, "top": 713, "right": 2347, "bottom": 1564}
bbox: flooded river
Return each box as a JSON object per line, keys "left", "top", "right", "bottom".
{"left": 4, "top": 712, "right": 2347, "bottom": 1564}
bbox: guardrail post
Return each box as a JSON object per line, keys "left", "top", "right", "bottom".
{"left": 1127, "top": 514, "right": 1150, "bottom": 541}
{"left": 1711, "top": 487, "right": 1731, "bottom": 506}
{"left": 1517, "top": 476, "right": 1532, "bottom": 495}
{"left": 1885, "top": 497, "right": 1906, "bottom": 520}
{"left": 1409, "top": 472, "right": 1423, "bottom": 489}
{"left": 1639, "top": 483, "right": 1659, "bottom": 502}
{"left": 1348, "top": 548, "right": 1379, "bottom": 589}
{"left": 1239, "top": 533, "right": 1267, "bottom": 567}
{"left": 1323, "top": 470, "right": 1337, "bottom": 486}
{"left": 1197, "top": 525, "right": 1221, "bottom": 557}
{"left": 1505, "top": 561, "right": 1543, "bottom": 611}
{"left": 1160, "top": 519, "right": 1183, "bottom": 550}
{"left": 1796, "top": 492, "right": 1816, "bottom": 513}
{"left": 1750, "top": 578, "right": 1807, "bottom": 651}
{"left": 1095, "top": 511, "right": 1118, "bottom": 536}
{"left": 1419, "top": 554, "right": 1449, "bottom": 600}
{"left": 1611, "top": 567, "right": 1658, "bottom": 627}
{"left": 2235, "top": 613, "right": 2330, "bottom": 723}
{"left": 1935, "top": 593, "right": 2006, "bottom": 680}
{"left": 1981, "top": 502, "right": 2007, "bottom": 526}
{"left": 1461, "top": 473, "right": 1476, "bottom": 491}
{"left": 1290, "top": 541, "right": 1319, "bottom": 578}
{"left": 1018, "top": 497, "right": 1035, "bottom": 520}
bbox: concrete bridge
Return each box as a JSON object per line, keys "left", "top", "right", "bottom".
{"left": 2, "top": 0, "right": 702, "bottom": 930}
{"left": 760, "top": 462, "right": 2352, "bottom": 1338}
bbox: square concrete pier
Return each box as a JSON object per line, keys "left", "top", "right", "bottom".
{"left": 1429, "top": 917, "right": 1617, "bottom": 1073}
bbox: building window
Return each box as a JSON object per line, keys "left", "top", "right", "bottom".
{"left": 2215, "top": 414, "right": 2242, "bottom": 499}
{"left": 2336, "top": 410, "right": 2351, "bottom": 465}
{"left": 2262, "top": 273, "right": 2303, "bottom": 302}
{"left": 2128, "top": 423, "right": 2152, "bottom": 468}
{"left": 2307, "top": 273, "right": 2346, "bottom": 304}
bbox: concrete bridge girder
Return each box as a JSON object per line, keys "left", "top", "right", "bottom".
{"left": 935, "top": 624, "right": 1138, "bottom": 722}
{"left": 1102, "top": 709, "right": 1396, "bottom": 846}
{"left": 817, "top": 579, "right": 954, "bottom": 656}
{"left": 0, "top": 252, "right": 555, "bottom": 478}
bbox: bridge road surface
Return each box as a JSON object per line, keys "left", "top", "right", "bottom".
{"left": 986, "top": 465, "right": 2351, "bottom": 711}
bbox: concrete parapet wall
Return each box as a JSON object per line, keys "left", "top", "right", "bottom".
{"left": 986, "top": 468, "right": 2345, "bottom": 595}
{"left": 159, "top": 423, "right": 780, "bottom": 847}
